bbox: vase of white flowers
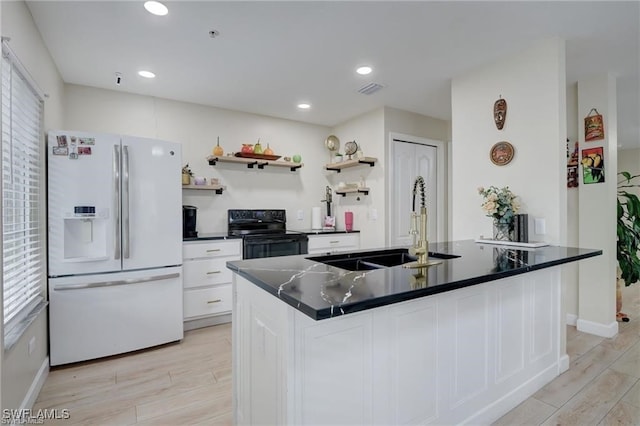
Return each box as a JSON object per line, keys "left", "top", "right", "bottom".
{"left": 478, "top": 186, "right": 520, "bottom": 241}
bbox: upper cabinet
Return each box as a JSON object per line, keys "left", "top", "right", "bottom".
{"left": 325, "top": 157, "right": 377, "bottom": 173}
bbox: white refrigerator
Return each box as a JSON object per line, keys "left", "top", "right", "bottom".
{"left": 47, "top": 130, "right": 183, "bottom": 365}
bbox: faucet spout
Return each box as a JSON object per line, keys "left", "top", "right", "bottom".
{"left": 412, "top": 176, "right": 426, "bottom": 212}
{"left": 404, "top": 176, "right": 442, "bottom": 269}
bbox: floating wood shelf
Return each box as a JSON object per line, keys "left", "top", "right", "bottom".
{"left": 335, "top": 187, "right": 370, "bottom": 197}
{"left": 182, "top": 184, "right": 225, "bottom": 194}
{"left": 207, "top": 155, "right": 303, "bottom": 172}
{"left": 325, "top": 157, "right": 377, "bottom": 173}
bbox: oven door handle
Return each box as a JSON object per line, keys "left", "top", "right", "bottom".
{"left": 246, "top": 238, "right": 304, "bottom": 245}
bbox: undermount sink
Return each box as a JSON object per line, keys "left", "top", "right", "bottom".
{"left": 308, "top": 248, "right": 460, "bottom": 271}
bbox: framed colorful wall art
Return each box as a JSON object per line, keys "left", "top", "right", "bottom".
{"left": 581, "top": 147, "right": 605, "bottom": 184}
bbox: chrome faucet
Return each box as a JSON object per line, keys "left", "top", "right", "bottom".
{"left": 320, "top": 185, "right": 332, "bottom": 217}
{"left": 404, "top": 176, "right": 441, "bottom": 269}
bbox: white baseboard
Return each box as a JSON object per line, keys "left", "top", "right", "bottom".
{"left": 559, "top": 354, "right": 570, "bottom": 374}
{"left": 184, "top": 313, "right": 231, "bottom": 331}
{"left": 576, "top": 318, "right": 618, "bottom": 338}
{"left": 19, "top": 356, "right": 49, "bottom": 410}
{"left": 462, "top": 361, "right": 560, "bottom": 425}
{"left": 566, "top": 313, "right": 578, "bottom": 326}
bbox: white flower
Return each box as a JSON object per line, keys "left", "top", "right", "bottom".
{"left": 478, "top": 185, "right": 519, "bottom": 221}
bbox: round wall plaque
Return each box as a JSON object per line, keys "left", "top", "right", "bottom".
{"left": 490, "top": 141, "right": 514, "bottom": 166}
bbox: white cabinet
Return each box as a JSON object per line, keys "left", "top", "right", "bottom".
{"left": 307, "top": 233, "right": 360, "bottom": 255}
{"left": 233, "top": 267, "right": 564, "bottom": 425}
{"left": 182, "top": 239, "right": 241, "bottom": 329}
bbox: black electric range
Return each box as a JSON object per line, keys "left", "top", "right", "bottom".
{"left": 228, "top": 209, "right": 308, "bottom": 259}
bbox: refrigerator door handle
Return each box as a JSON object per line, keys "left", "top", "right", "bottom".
{"left": 53, "top": 272, "right": 180, "bottom": 291}
{"left": 122, "top": 145, "right": 130, "bottom": 259}
{"left": 113, "top": 145, "right": 121, "bottom": 260}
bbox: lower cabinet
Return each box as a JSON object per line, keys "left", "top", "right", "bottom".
{"left": 233, "top": 268, "right": 563, "bottom": 425}
{"left": 307, "top": 233, "right": 360, "bottom": 255}
{"left": 183, "top": 239, "right": 241, "bottom": 329}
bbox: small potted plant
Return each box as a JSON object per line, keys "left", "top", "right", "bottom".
{"left": 182, "top": 164, "right": 193, "bottom": 185}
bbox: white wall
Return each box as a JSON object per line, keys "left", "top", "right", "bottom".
{"left": 565, "top": 82, "right": 580, "bottom": 320}
{"left": 330, "top": 108, "right": 386, "bottom": 249}
{"left": 576, "top": 74, "right": 618, "bottom": 336}
{"left": 64, "top": 86, "right": 451, "bottom": 253}
{"left": 1, "top": 0, "right": 65, "bottom": 412}
{"left": 0, "top": 2, "right": 4, "bottom": 411}
{"left": 451, "top": 38, "right": 567, "bottom": 246}
{"left": 384, "top": 107, "right": 451, "bottom": 243}
{"left": 383, "top": 106, "right": 450, "bottom": 143}
{"left": 64, "top": 84, "right": 332, "bottom": 234}
{"left": 618, "top": 148, "right": 640, "bottom": 182}
{"left": 327, "top": 106, "right": 450, "bottom": 250}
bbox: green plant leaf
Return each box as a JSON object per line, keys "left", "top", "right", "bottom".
{"left": 617, "top": 171, "right": 640, "bottom": 286}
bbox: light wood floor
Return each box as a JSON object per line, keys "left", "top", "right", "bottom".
{"left": 35, "top": 286, "right": 640, "bottom": 426}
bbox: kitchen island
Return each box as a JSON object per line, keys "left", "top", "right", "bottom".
{"left": 228, "top": 240, "right": 601, "bottom": 425}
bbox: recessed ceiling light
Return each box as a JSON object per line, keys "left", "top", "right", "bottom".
{"left": 297, "top": 103, "right": 311, "bottom": 110}
{"left": 144, "top": 1, "right": 168, "bottom": 16}
{"left": 356, "top": 66, "right": 372, "bottom": 75}
{"left": 138, "top": 70, "right": 156, "bottom": 79}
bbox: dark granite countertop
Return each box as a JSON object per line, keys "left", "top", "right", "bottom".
{"left": 183, "top": 230, "right": 359, "bottom": 241}
{"left": 227, "top": 240, "right": 602, "bottom": 320}
{"left": 183, "top": 232, "right": 242, "bottom": 242}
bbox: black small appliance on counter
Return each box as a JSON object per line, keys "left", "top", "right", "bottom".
{"left": 228, "top": 209, "right": 308, "bottom": 259}
{"left": 183, "top": 205, "right": 198, "bottom": 238}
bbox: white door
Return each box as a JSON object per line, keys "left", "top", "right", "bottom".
{"left": 47, "top": 130, "right": 122, "bottom": 276}
{"left": 389, "top": 138, "right": 439, "bottom": 247}
{"left": 122, "top": 136, "right": 182, "bottom": 271}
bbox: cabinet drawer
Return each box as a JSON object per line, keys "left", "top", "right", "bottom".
{"left": 183, "top": 240, "right": 241, "bottom": 260}
{"left": 183, "top": 258, "right": 233, "bottom": 288}
{"left": 184, "top": 285, "right": 232, "bottom": 319}
{"left": 308, "top": 234, "right": 360, "bottom": 252}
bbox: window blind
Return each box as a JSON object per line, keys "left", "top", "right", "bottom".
{"left": 2, "top": 41, "right": 45, "bottom": 338}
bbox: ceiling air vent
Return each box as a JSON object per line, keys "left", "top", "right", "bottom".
{"left": 357, "top": 82, "right": 384, "bottom": 95}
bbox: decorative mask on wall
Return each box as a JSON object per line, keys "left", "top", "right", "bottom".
{"left": 493, "top": 97, "right": 507, "bottom": 130}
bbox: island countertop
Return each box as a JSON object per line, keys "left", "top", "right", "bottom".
{"left": 227, "top": 239, "right": 601, "bottom": 320}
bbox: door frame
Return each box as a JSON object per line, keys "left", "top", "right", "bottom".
{"left": 386, "top": 132, "right": 447, "bottom": 246}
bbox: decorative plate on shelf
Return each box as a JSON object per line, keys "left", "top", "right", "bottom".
{"left": 490, "top": 141, "right": 514, "bottom": 166}
{"left": 325, "top": 135, "right": 340, "bottom": 151}
{"left": 234, "top": 152, "right": 281, "bottom": 161}
{"left": 344, "top": 140, "right": 358, "bottom": 158}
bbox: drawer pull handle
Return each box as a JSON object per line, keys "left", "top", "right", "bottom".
{"left": 206, "top": 249, "right": 221, "bottom": 253}
{"left": 207, "top": 299, "right": 222, "bottom": 304}
{"left": 329, "top": 240, "right": 339, "bottom": 244}
{"left": 206, "top": 270, "right": 221, "bottom": 275}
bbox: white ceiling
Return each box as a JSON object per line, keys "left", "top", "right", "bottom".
{"left": 27, "top": 1, "right": 639, "bottom": 148}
